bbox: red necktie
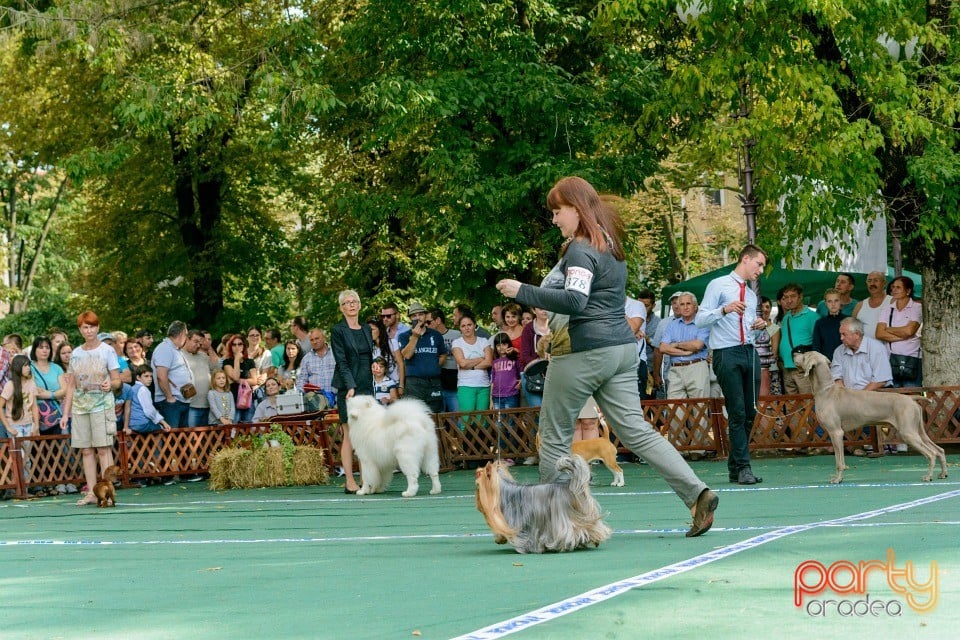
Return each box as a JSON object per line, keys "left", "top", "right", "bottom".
{"left": 739, "top": 281, "right": 746, "bottom": 344}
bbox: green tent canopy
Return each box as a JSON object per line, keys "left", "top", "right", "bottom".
{"left": 659, "top": 265, "right": 921, "bottom": 316}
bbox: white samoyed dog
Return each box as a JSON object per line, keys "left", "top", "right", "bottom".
{"left": 346, "top": 395, "right": 442, "bottom": 497}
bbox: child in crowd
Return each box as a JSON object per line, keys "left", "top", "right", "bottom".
{"left": 371, "top": 357, "right": 398, "bottom": 405}
{"left": 813, "top": 288, "right": 846, "bottom": 360}
{"left": 124, "top": 365, "right": 171, "bottom": 434}
{"left": 0, "top": 355, "right": 40, "bottom": 487}
{"left": 208, "top": 369, "right": 235, "bottom": 425}
{"left": 113, "top": 381, "right": 133, "bottom": 435}
{"left": 490, "top": 333, "right": 521, "bottom": 409}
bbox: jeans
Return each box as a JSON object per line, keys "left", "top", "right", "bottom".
{"left": 521, "top": 373, "right": 543, "bottom": 408}
{"left": 442, "top": 389, "right": 460, "bottom": 413}
{"left": 129, "top": 422, "right": 165, "bottom": 434}
{"left": 235, "top": 406, "right": 256, "bottom": 423}
{"left": 157, "top": 400, "right": 191, "bottom": 428}
{"left": 492, "top": 395, "right": 519, "bottom": 410}
{"left": 188, "top": 407, "right": 210, "bottom": 427}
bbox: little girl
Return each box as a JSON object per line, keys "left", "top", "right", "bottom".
{"left": 1, "top": 355, "right": 40, "bottom": 489}
{"left": 208, "top": 369, "right": 235, "bottom": 425}
{"left": 371, "top": 357, "right": 398, "bottom": 405}
{"left": 490, "top": 333, "right": 521, "bottom": 409}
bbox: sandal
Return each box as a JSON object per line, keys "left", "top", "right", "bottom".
{"left": 76, "top": 493, "right": 97, "bottom": 506}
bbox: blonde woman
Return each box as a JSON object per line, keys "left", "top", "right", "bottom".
{"left": 330, "top": 289, "right": 375, "bottom": 494}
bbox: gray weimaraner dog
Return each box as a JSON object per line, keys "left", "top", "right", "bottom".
{"left": 793, "top": 350, "right": 948, "bottom": 484}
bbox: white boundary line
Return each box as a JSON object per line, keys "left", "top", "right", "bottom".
{"left": 451, "top": 488, "right": 960, "bottom": 640}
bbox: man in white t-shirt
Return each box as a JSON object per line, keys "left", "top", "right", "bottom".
{"left": 625, "top": 295, "right": 648, "bottom": 399}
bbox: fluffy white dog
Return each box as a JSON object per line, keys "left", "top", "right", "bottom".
{"left": 346, "top": 395, "right": 442, "bottom": 497}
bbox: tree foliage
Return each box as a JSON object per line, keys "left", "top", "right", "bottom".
{"left": 300, "top": 0, "right": 664, "bottom": 317}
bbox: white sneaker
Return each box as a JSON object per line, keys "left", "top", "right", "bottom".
{"left": 522, "top": 456, "right": 539, "bottom": 466}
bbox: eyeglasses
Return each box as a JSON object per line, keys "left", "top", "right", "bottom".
{"left": 247, "top": 333, "right": 260, "bottom": 338}
{"left": 232, "top": 341, "right": 244, "bottom": 346}
{"left": 342, "top": 300, "right": 360, "bottom": 306}
{"left": 381, "top": 313, "right": 395, "bottom": 318}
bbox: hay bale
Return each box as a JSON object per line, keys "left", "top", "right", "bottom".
{"left": 209, "top": 446, "right": 328, "bottom": 490}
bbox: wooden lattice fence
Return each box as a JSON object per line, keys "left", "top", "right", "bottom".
{"left": 3, "top": 387, "right": 959, "bottom": 499}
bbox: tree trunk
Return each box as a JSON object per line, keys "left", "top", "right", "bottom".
{"left": 170, "top": 129, "right": 225, "bottom": 329}
{"left": 920, "top": 241, "right": 960, "bottom": 386}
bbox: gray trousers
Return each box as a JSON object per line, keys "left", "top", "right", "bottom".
{"left": 538, "top": 343, "right": 707, "bottom": 508}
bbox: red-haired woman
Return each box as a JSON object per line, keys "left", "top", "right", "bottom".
{"left": 221, "top": 334, "right": 259, "bottom": 423}
{"left": 496, "top": 176, "right": 717, "bottom": 537}
{"left": 59, "top": 310, "right": 122, "bottom": 506}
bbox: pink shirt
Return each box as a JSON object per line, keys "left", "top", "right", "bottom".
{"left": 884, "top": 299, "right": 922, "bottom": 357}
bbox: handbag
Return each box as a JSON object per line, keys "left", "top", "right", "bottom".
{"left": 31, "top": 364, "right": 63, "bottom": 433}
{"left": 36, "top": 399, "right": 63, "bottom": 433}
{"left": 523, "top": 359, "right": 548, "bottom": 395}
{"left": 180, "top": 383, "right": 197, "bottom": 399}
{"left": 886, "top": 308, "right": 920, "bottom": 381}
{"left": 236, "top": 379, "right": 253, "bottom": 410}
{"left": 890, "top": 354, "right": 921, "bottom": 381}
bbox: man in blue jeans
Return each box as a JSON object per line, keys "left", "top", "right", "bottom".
{"left": 151, "top": 321, "right": 193, "bottom": 427}
{"left": 695, "top": 244, "right": 769, "bottom": 485}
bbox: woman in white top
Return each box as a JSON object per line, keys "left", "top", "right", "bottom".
{"left": 875, "top": 276, "right": 923, "bottom": 388}
{"left": 451, "top": 312, "right": 493, "bottom": 418}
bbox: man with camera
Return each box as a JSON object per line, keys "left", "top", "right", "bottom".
{"left": 398, "top": 302, "right": 448, "bottom": 412}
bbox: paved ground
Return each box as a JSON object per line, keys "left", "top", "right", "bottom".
{"left": 2, "top": 453, "right": 958, "bottom": 639}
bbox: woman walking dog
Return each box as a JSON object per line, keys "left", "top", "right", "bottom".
{"left": 496, "top": 176, "right": 718, "bottom": 537}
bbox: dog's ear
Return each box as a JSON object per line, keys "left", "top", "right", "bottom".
{"left": 794, "top": 352, "right": 812, "bottom": 376}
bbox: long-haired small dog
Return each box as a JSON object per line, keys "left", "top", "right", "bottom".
{"left": 346, "top": 395, "right": 441, "bottom": 497}
{"left": 92, "top": 465, "right": 120, "bottom": 508}
{"left": 475, "top": 455, "right": 611, "bottom": 554}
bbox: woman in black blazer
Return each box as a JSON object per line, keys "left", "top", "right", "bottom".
{"left": 330, "top": 289, "right": 375, "bottom": 494}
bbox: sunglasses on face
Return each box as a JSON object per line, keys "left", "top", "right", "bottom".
{"left": 232, "top": 341, "right": 244, "bottom": 346}
{"left": 381, "top": 313, "right": 395, "bottom": 318}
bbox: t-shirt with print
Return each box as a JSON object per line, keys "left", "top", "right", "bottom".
{"left": 68, "top": 342, "right": 120, "bottom": 415}
{"left": 373, "top": 377, "right": 398, "bottom": 404}
{"left": 1, "top": 379, "right": 38, "bottom": 427}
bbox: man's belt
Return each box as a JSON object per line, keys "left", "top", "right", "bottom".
{"left": 671, "top": 357, "right": 707, "bottom": 368}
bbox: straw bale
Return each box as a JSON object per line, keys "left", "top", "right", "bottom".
{"left": 209, "top": 446, "right": 328, "bottom": 490}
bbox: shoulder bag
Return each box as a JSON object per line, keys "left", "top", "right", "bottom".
{"left": 887, "top": 309, "right": 921, "bottom": 381}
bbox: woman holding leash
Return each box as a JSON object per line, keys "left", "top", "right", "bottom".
{"left": 331, "top": 289, "right": 376, "bottom": 494}
{"left": 496, "top": 176, "right": 717, "bottom": 537}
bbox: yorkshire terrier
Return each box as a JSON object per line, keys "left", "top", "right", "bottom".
{"left": 92, "top": 465, "right": 120, "bottom": 508}
{"left": 475, "top": 455, "right": 611, "bottom": 554}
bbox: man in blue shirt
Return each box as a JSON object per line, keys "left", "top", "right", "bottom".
{"left": 660, "top": 293, "right": 711, "bottom": 399}
{"left": 399, "top": 302, "right": 448, "bottom": 413}
{"left": 696, "top": 244, "right": 769, "bottom": 485}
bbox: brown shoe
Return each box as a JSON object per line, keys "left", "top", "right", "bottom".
{"left": 686, "top": 488, "right": 719, "bottom": 538}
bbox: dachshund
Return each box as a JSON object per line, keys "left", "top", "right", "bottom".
{"left": 92, "top": 465, "right": 120, "bottom": 508}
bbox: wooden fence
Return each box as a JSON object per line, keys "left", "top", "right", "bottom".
{"left": 3, "top": 386, "right": 959, "bottom": 499}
